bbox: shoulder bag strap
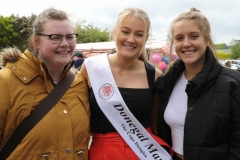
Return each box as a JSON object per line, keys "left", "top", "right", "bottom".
{"left": 0, "top": 72, "right": 75, "bottom": 160}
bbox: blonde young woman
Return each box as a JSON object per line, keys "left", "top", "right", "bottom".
{"left": 154, "top": 7, "right": 240, "bottom": 160}
{"left": 80, "top": 8, "right": 172, "bottom": 160}
{"left": 0, "top": 8, "right": 90, "bottom": 159}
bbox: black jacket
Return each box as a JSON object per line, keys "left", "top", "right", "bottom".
{"left": 156, "top": 47, "right": 240, "bottom": 160}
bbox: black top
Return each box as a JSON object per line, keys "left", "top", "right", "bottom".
{"left": 90, "top": 63, "right": 155, "bottom": 134}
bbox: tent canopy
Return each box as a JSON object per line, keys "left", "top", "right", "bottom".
{"left": 76, "top": 40, "right": 166, "bottom": 50}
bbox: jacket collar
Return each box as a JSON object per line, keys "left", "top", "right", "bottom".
{"left": 186, "top": 47, "right": 222, "bottom": 97}
{"left": 5, "top": 49, "right": 73, "bottom": 84}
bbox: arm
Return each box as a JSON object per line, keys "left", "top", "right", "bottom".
{"left": 79, "top": 62, "right": 91, "bottom": 88}
{"left": 229, "top": 81, "right": 240, "bottom": 159}
{"left": 154, "top": 67, "right": 162, "bottom": 81}
{"left": 151, "top": 93, "right": 160, "bottom": 135}
{"left": 151, "top": 68, "right": 162, "bottom": 134}
{"left": 0, "top": 74, "right": 10, "bottom": 148}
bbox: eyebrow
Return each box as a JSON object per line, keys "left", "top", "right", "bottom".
{"left": 189, "top": 31, "right": 200, "bottom": 34}
{"left": 121, "top": 26, "right": 144, "bottom": 33}
{"left": 174, "top": 31, "right": 200, "bottom": 36}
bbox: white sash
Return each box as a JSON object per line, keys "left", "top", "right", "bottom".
{"left": 85, "top": 54, "right": 172, "bottom": 160}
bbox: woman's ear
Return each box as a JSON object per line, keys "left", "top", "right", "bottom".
{"left": 205, "top": 37, "right": 210, "bottom": 46}
{"left": 33, "top": 36, "right": 39, "bottom": 50}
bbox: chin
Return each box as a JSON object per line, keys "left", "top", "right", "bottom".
{"left": 58, "top": 60, "right": 70, "bottom": 65}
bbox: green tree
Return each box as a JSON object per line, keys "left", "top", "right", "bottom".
{"left": 11, "top": 14, "right": 37, "bottom": 51}
{"left": 230, "top": 43, "right": 240, "bottom": 59}
{"left": 1, "top": 16, "right": 109, "bottom": 50}
{"left": 74, "top": 20, "right": 109, "bottom": 43}
{"left": 0, "top": 14, "right": 36, "bottom": 51}
{"left": 0, "top": 15, "right": 20, "bottom": 49}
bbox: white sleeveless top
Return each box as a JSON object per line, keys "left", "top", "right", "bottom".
{"left": 164, "top": 72, "right": 188, "bottom": 155}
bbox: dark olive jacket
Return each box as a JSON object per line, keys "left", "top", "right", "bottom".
{"left": 156, "top": 47, "right": 240, "bottom": 160}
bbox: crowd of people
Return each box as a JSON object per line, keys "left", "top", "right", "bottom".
{"left": 0, "top": 6, "right": 240, "bottom": 160}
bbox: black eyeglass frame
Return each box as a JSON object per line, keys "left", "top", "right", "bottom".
{"left": 37, "top": 33, "right": 78, "bottom": 44}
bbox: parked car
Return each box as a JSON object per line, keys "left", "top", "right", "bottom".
{"left": 224, "top": 59, "right": 240, "bottom": 70}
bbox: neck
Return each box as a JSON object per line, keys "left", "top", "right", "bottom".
{"left": 109, "top": 54, "right": 138, "bottom": 76}
{"left": 184, "top": 71, "right": 194, "bottom": 80}
{"left": 184, "top": 66, "right": 202, "bottom": 80}
{"left": 184, "top": 57, "right": 205, "bottom": 80}
{"left": 48, "top": 68, "right": 64, "bottom": 83}
{"left": 43, "top": 61, "right": 67, "bottom": 83}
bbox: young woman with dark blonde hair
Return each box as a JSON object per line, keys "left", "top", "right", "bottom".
{"left": 154, "top": 7, "right": 240, "bottom": 160}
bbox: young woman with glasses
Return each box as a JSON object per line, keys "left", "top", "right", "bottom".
{"left": 0, "top": 8, "right": 90, "bottom": 159}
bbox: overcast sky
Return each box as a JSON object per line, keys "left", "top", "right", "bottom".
{"left": 1, "top": 0, "right": 240, "bottom": 45}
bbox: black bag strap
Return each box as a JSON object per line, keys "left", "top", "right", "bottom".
{"left": 0, "top": 72, "right": 75, "bottom": 160}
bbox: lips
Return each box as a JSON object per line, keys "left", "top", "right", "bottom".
{"left": 182, "top": 51, "right": 195, "bottom": 55}
{"left": 56, "top": 51, "right": 69, "bottom": 54}
{"left": 123, "top": 44, "right": 136, "bottom": 49}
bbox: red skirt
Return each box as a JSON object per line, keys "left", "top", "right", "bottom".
{"left": 89, "top": 127, "right": 173, "bottom": 160}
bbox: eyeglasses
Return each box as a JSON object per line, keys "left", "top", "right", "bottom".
{"left": 37, "top": 33, "right": 78, "bottom": 44}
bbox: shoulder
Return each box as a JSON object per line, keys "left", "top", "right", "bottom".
{"left": 145, "top": 62, "right": 155, "bottom": 69}
{"left": 1, "top": 47, "right": 22, "bottom": 67}
{"left": 217, "top": 67, "right": 240, "bottom": 101}
{"left": 155, "top": 68, "right": 162, "bottom": 80}
{"left": 0, "top": 69, "right": 9, "bottom": 82}
{"left": 74, "top": 72, "right": 88, "bottom": 85}
{"left": 85, "top": 54, "right": 107, "bottom": 63}
{"left": 79, "top": 62, "right": 91, "bottom": 88}
{"left": 145, "top": 63, "right": 162, "bottom": 81}
{"left": 220, "top": 67, "right": 240, "bottom": 83}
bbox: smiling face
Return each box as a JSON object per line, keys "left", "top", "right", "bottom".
{"left": 35, "top": 20, "right": 76, "bottom": 69}
{"left": 173, "top": 20, "right": 208, "bottom": 69}
{"left": 115, "top": 16, "right": 148, "bottom": 60}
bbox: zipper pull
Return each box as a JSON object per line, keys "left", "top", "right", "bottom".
{"left": 41, "top": 151, "right": 52, "bottom": 160}
{"left": 77, "top": 149, "right": 84, "bottom": 158}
